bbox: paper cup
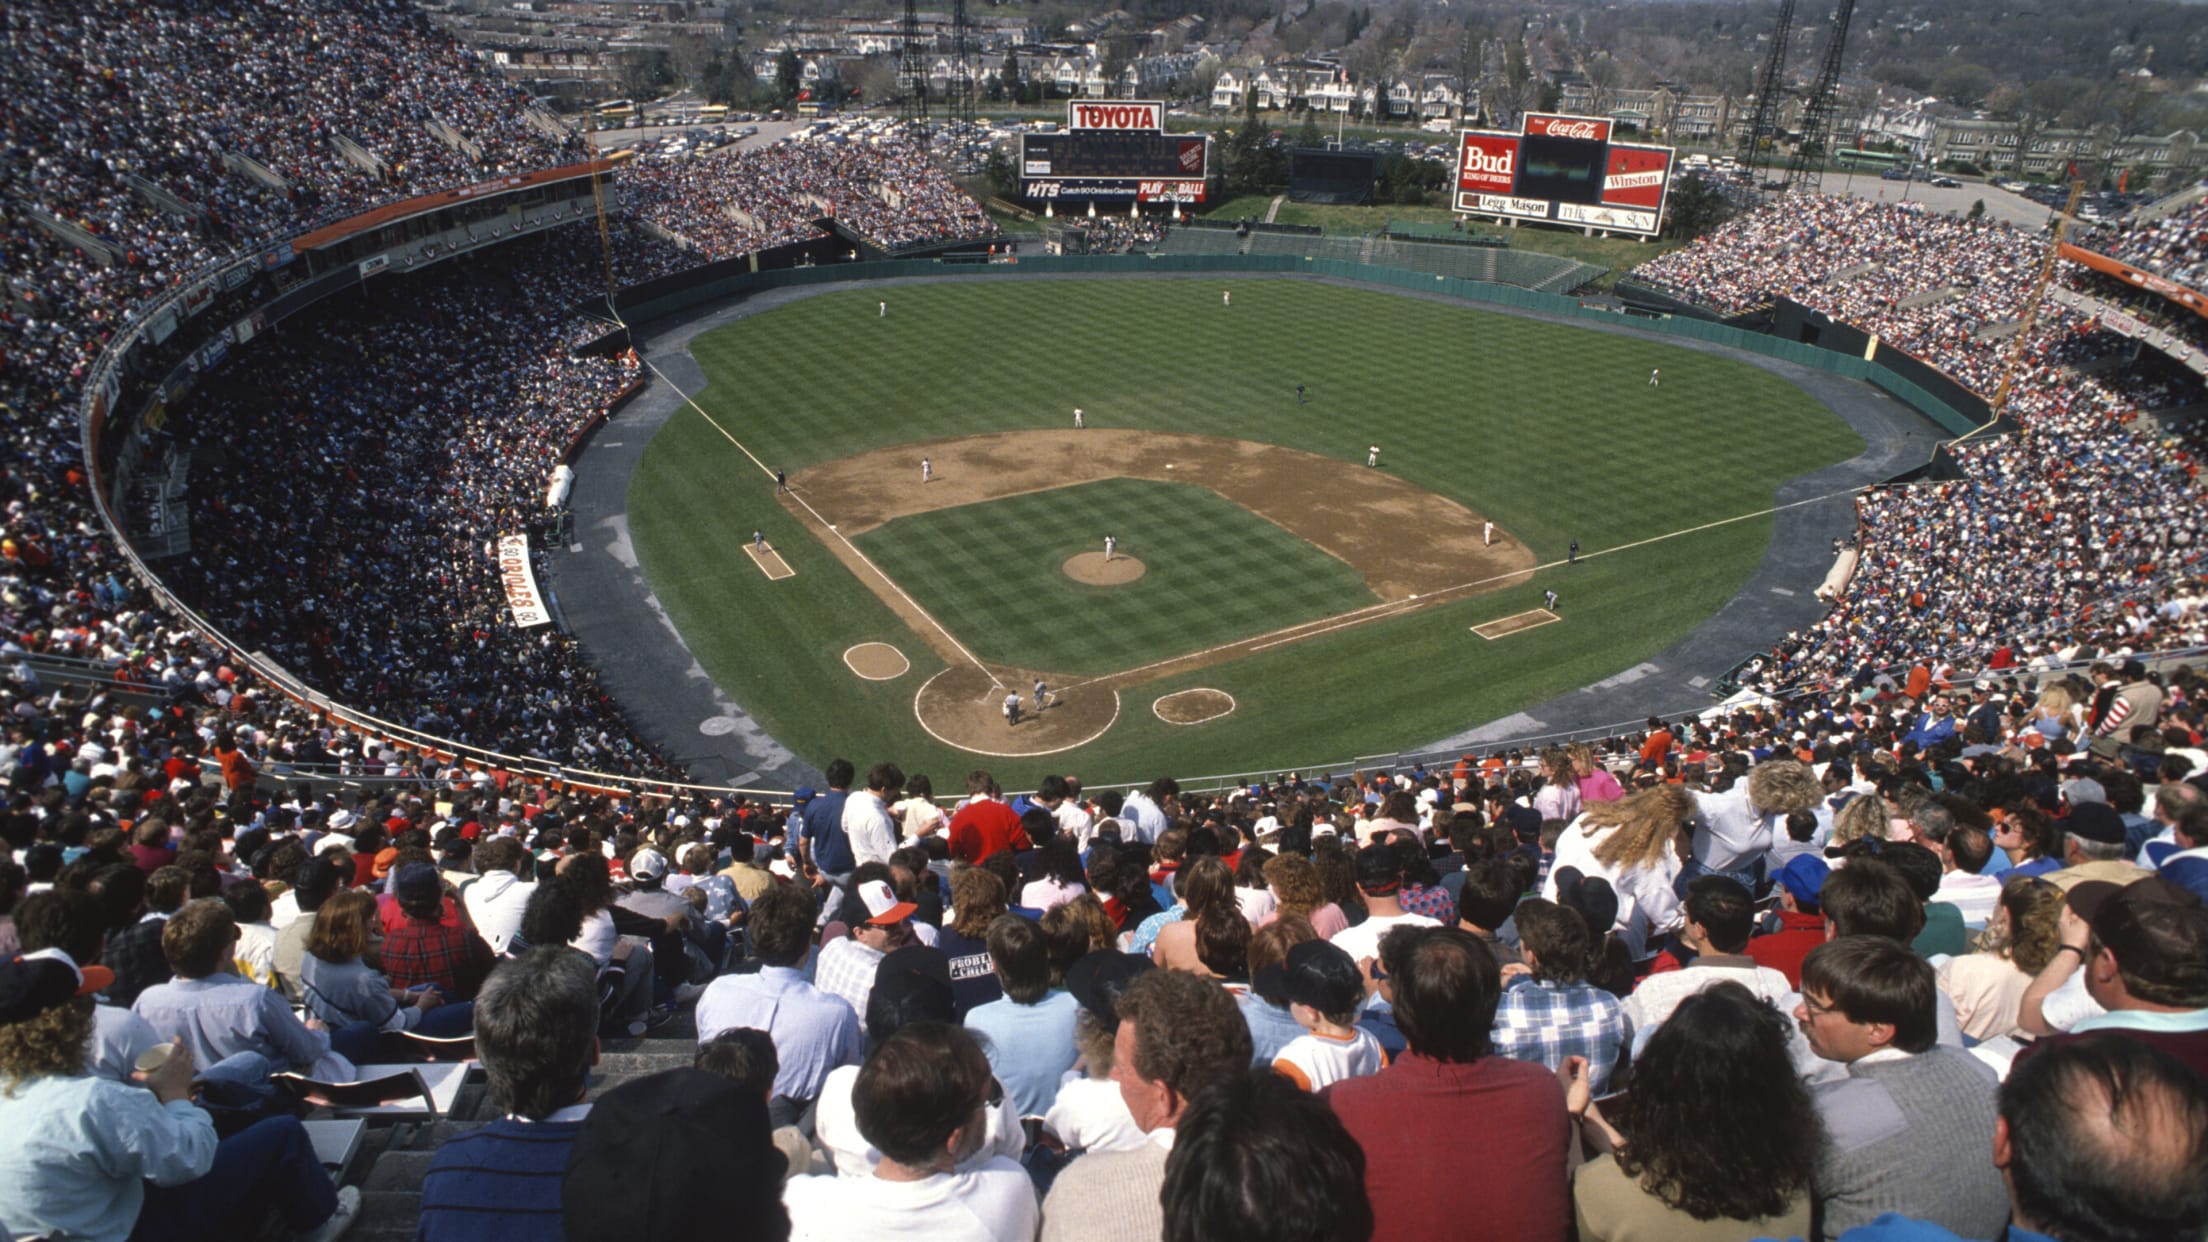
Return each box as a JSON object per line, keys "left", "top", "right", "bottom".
{"left": 134, "top": 1043, "right": 175, "bottom": 1074}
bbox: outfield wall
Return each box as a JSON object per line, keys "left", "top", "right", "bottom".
{"left": 610, "top": 254, "right": 1985, "bottom": 438}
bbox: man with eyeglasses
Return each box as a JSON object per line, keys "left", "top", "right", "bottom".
{"left": 1794, "top": 937, "right": 2008, "bottom": 1240}
{"left": 1901, "top": 694, "right": 1959, "bottom": 752}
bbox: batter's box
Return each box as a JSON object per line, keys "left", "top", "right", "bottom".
{"left": 746, "top": 543, "right": 795, "bottom": 581}
{"left": 1472, "top": 608, "right": 1559, "bottom": 640}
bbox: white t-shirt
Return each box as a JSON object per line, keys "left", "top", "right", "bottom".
{"left": 1041, "top": 1073, "right": 1146, "bottom": 1154}
{"left": 1272, "top": 1028, "right": 1387, "bottom": 1092}
{"left": 1327, "top": 911, "right": 1440, "bottom": 965}
{"left": 784, "top": 1155, "right": 1038, "bottom": 1242}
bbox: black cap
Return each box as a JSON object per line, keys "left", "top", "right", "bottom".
{"left": 1064, "top": 950, "right": 1153, "bottom": 1032}
{"left": 1553, "top": 867, "right": 1620, "bottom": 938}
{"left": 865, "top": 944, "right": 955, "bottom": 1040}
{"left": 563, "top": 1068, "right": 788, "bottom": 1242}
{"left": 1252, "top": 939, "right": 1364, "bottom": 1016}
{"left": 1354, "top": 844, "right": 1401, "bottom": 895}
{"left": 2063, "top": 803, "right": 2127, "bottom": 846}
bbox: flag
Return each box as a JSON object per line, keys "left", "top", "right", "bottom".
{"left": 2119, "top": 168, "right": 2129, "bottom": 192}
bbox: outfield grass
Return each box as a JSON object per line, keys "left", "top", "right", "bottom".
{"left": 625, "top": 278, "right": 1862, "bottom": 785}
{"left": 853, "top": 479, "right": 1377, "bottom": 675}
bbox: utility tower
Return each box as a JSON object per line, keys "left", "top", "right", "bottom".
{"left": 1737, "top": 0, "right": 1797, "bottom": 188}
{"left": 898, "top": 0, "right": 929, "bottom": 128}
{"left": 947, "top": 0, "right": 975, "bottom": 125}
{"left": 1784, "top": 0, "right": 1859, "bottom": 192}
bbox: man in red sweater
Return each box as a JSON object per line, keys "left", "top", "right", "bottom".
{"left": 946, "top": 770, "right": 1030, "bottom": 865}
{"left": 1324, "top": 926, "right": 1571, "bottom": 1242}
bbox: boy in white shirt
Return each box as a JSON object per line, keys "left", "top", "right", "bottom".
{"left": 1264, "top": 940, "right": 1387, "bottom": 1091}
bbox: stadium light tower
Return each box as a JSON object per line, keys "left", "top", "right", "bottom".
{"left": 1783, "top": 0, "right": 1858, "bottom": 193}
{"left": 1737, "top": 0, "right": 1797, "bottom": 191}
{"left": 898, "top": 0, "right": 929, "bottom": 128}
{"left": 949, "top": 0, "right": 976, "bottom": 126}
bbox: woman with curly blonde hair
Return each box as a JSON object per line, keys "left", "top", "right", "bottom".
{"left": 1261, "top": 853, "right": 1348, "bottom": 939}
{"left": 0, "top": 954, "right": 358, "bottom": 1240}
{"left": 1827, "top": 791, "right": 1894, "bottom": 852}
{"left": 1937, "top": 875, "right": 2066, "bottom": 1040}
{"left": 2030, "top": 679, "right": 2085, "bottom": 743}
{"left": 1544, "top": 784, "right": 1692, "bottom": 958}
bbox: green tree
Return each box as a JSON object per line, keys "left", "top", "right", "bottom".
{"left": 1968, "top": 199, "right": 1986, "bottom": 220}
{"left": 775, "top": 50, "right": 802, "bottom": 104}
{"left": 1298, "top": 111, "right": 1322, "bottom": 148}
{"left": 1663, "top": 172, "right": 1732, "bottom": 241}
{"left": 1000, "top": 48, "right": 1021, "bottom": 99}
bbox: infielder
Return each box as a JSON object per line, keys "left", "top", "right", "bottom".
{"left": 1483, "top": 521, "right": 1494, "bottom": 546}
{"left": 1073, "top": 407, "right": 1085, "bottom": 429}
{"left": 1648, "top": 368, "right": 1660, "bottom": 387}
{"left": 1367, "top": 445, "right": 1380, "bottom": 468}
{"left": 921, "top": 457, "right": 932, "bottom": 483}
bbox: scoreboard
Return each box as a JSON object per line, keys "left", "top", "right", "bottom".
{"left": 1454, "top": 113, "right": 1675, "bottom": 238}
{"left": 1020, "top": 101, "right": 1210, "bottom": 204}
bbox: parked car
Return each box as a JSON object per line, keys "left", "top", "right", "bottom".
{"left": 1929, "top": 174, "right": 1962, "bottom": 188}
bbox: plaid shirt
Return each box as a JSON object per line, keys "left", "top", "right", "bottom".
{"left": 1490, "top": 976, "right": 1628, "bottom": 1094}
{"left": 100, "top": 919, "right": 171, "bottom": 1008}
{"left": 381, "top": 919, "right": 475, "bottom": 995}
{"left": 812, "top": 936, "right": 886, "bottom": 1033}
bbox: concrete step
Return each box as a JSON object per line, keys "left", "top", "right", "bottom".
{"left": 352, "top": 1190, "right": 421, "bottom": 1241}
{"left": 362, "top": 1149, "right": 438, "bottom": 1191}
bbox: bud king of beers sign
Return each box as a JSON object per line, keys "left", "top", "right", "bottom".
{"left": 1522, "top": 113, "right": 1612, "bottom": 143}
{"left": 1457, "top": 132, "right": 1519, "bottom": 195}
{"left": 1068, "top": 100, "right": 1164, "bottom": 132}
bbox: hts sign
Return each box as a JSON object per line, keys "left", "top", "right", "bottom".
{"left": 1068, "top": 100, "right": 1163, "bottom": 132}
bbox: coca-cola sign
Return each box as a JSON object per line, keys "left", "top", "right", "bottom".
{"left": 1068, "top": 100, "right": 1164, "bottom": 132}
{"left": 1522, "top": 113, "right": 1612, "bottom": 143}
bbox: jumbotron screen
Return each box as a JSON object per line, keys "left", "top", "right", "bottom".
{"left": 1453, "top": 112, "right": 1675, "bottom": 238}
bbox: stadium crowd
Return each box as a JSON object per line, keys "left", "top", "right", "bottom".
{"left": 2077, "top": 193, "right": 2208, "bottom": 290}
{"left": 1636, "top": 195, "right": 2208, "bottom": 695}
{"left": 615, "top": 133, "right": 998, "bottom": 258}
{"left": 6, "top": 723, "right": 2208, "bottom": 1241}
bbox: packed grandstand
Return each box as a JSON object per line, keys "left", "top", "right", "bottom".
{"left": 3, "top": 2, "right": 2208, "bottom": 1240}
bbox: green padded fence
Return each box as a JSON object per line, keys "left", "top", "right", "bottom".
{"left": 613, "top": 253, "right": 1982, "bottom": 436}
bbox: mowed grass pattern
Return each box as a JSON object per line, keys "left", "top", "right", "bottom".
{"left": 627, "top": 277, "right": 1865, "bottom": 782}
{"left": 853, "top": 479, "right": 1376, "bottom": 674}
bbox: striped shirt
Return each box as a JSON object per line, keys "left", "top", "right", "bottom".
{"left": 417, "top": 1111, "right": 588, "bottom": 1242}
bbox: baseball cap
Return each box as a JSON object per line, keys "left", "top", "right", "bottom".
{"left": 1064, "top": 950, "right": 1153, "bottom": 1032}
{"left": 325, "top": 809, "right": 357, "bottom": 833}
{"left": 2060, "top": 777, "right": 2108, "bottom": 806}
{"left": 563, "top": 1068, "right": 787, "bottom": 1242}
{"left": 1254, "top": 940, "right": 1364, "bottom": 1017}
{"left": 857, "top": 879, "right": 917, "bottom": 926}
{"left": 392, "top": 863, "right": 442, "bottom": 906}
{"left": 0, "top": 949, "right": 115, "bottom": 1023}
{"left": 1552, "top": 867, "right": 1621, "bottom": 938}
{"left": 628, "top": 848, "right": 668, "bottom": 882}
{"left": 792, "top": 786, "right": 816, "bottom": 805}
{"left": 865, "top": 945, "right": 955, "bottom": 1037}
{"left": 2063, "top": 803, "right": 2127, "bottom": 847}
{"left": 1777, "top": 855, "right": 1830, "bottom": 909}
{"left": 2066, "top": 874, "right": 2201, "bottom": 925}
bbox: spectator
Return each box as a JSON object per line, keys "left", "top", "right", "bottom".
{"left": 0, "top": 952, "right": 360, "bottom": 1242}
{"left": 463, "top": 835, "right": 538, "bottom": 957}
{"left": 2017, "top": 875, "right": 2208, "bottom": 1078}
{"left": 12, "top": 889, "right": 161, "bottom": 1082}
{"left": 1264, "top": 939, "right": 1387, "bottom": 1091}
{"left": 1563, "top": 982, "right": 1819, "bottom": 1241}
{"left": 1794, "top": 936, "right": 2007, "bottom": 1238}
{"left": 300, "top": 889, "right": 474, "bottom": 1062}
{"left": 1160, "top": 1068, "right": 1374, "bottom": 1242}
{"left": 696, "top": 881, "right": 861, "bottom": 1124}
{"left": 964, "top": 913, "right": 1080, "bottom": 1120}
{"left": 1327, "top": 926, "right": 1572, "bottom": 1242}
{"left": 1490, "top": 899, "right": 1627, "bottom": 1091}
{"left": 937, "top": 866, "right": 1008, "bottom": 1018}
{"left": 1039, "top": 968, "right": 1253, "bottom": 1242}
{"left": 1937, "top": 874, "right": 2065, "bottom": 1041}
{"left": 1748, "top": 854, "right": 1830, "bottom": 988}
{"left": 273, "top": 858, "right": 345, "bottom": 1003}
{"left": 380, "top": 863, "right": 490, "bottom": 1000}
{"left": 816, "top": 878, "right": 919, "bottom": 1036}
{"left": 418, "top": 948, "right": 601, "bottom": 1242}
{"left": 783, "top": 1023, "right": 1037, "bottom": 1241}
{"left": 694, "top": 1027, "right": 827, "bottom": 1179}
{"left": 133, "top": 900, "right": 338, "bottom": 1079}
{"left": 1045, "top": 950, "right": 1151, "bottom": 1154}
{"left": 1263, "top": 853, "right": 1348, "bottom": 939}
{"left": 947, "top": 771, "right": 1029, "bottom": 865}
{"left": 563, "top": 1066, "right": 794, "bottom": 1242}
{"left": 843, "top": 762, "right": 904, "bottom": 871}
{"left": 1327, "top": 845, "right": 1443, "bottom": 964}
{"left": 1544, "top": 785, "right": 1690, "bottom": 960}
{"left": 1148, "top": 855, "right": 1235, "bottom": 970}
{"left": 1622, "top": 875, "right": 1792, "bottom": 1033}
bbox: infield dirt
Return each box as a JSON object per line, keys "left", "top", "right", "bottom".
{"left": 791, "top": 430, "right": 1536, "bottom": 753}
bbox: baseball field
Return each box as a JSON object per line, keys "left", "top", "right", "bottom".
{"left": 625, "top": 276, "right": 1863, "bottom": 786}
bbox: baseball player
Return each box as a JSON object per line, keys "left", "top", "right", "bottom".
{"left": 1367, "top": 445, "right": 1380, "bottom": 468}
{"left": 753, "top": 530, "right": 765, "bottom": 552}
{"left": 1033, "top": 679, "right": 1047, "bottom": 712}
{"left": 1648, "top": 368, "right": 1660, "bottom": 387}
{"left": 1484, "top": 521, "right": 1494, "bottom": 546}
{"left": 1544, "top": 589, "right": 1559, "bottom": 611}
{"left": 1004, "top": 692, "right": 1021, "bottom": 726}
{"left": 921, "top": 457, "right": 932, "bottom": 483}
{"left": 1073, "top": 407, "right": 1085, "bottom": 429}
{"left": 1103, "top": 534, "right": 1116, "bottom": 561}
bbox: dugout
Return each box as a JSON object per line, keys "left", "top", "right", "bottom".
{"left": 1288, "top": 148, "right": 1383, "bottom": 205}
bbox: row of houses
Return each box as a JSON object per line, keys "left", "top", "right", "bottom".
{"left": 1862, "top": 103, "right": 2203, "bottom": 183}
{"left": 1209, "top": 65, "right": 1471, "bottom": 123}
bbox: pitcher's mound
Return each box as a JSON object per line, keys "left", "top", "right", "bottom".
{"left": 1064, "top": 552, "right": 1146, "bottom": 585}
